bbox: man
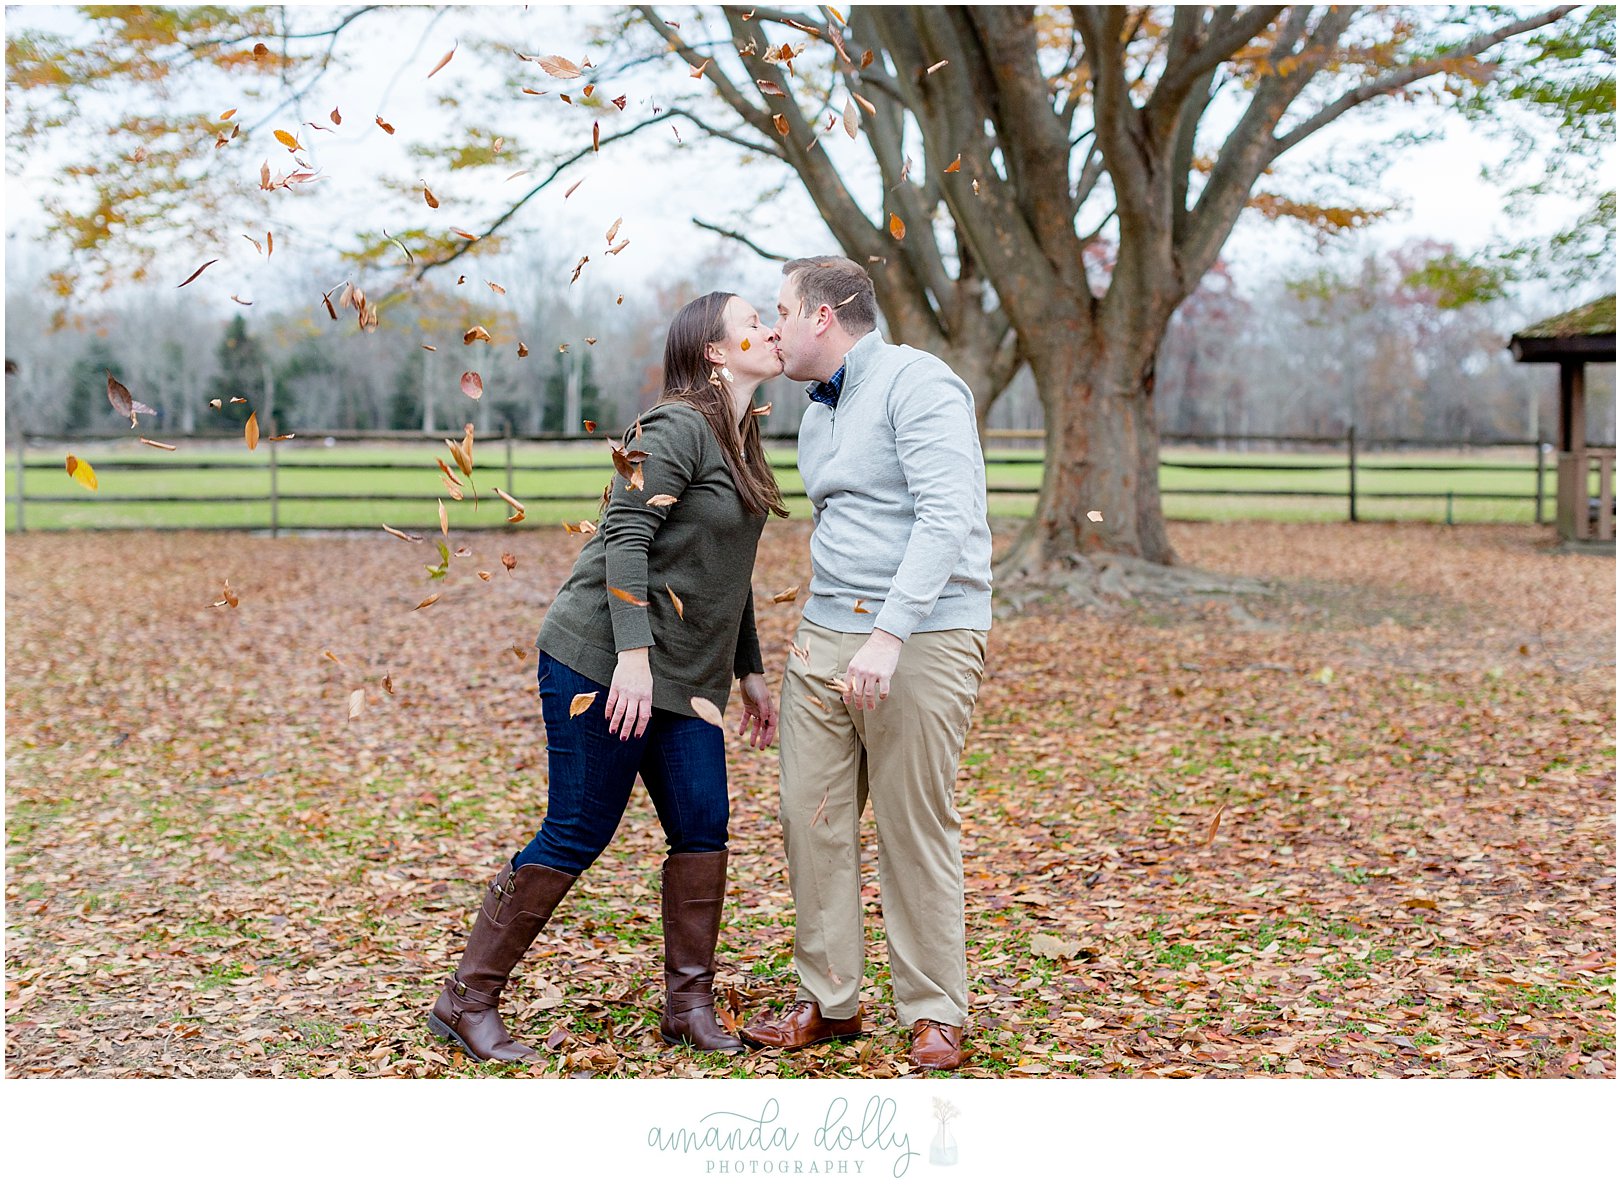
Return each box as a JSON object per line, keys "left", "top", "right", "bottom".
{"left": 740, "top": 256, "right": 992, "bottom": 1071}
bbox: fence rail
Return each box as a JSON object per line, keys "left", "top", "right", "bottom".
{"left": 8, "top": 428, "right": 1609, "bottom": 534}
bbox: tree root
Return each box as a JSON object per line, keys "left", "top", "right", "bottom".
{"left": 993, "top": 549, "right": 1272, "bottom": 617}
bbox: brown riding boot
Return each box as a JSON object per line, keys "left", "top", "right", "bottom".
{"left": 658, "top": 849, "right": 745, "bottom": 1052}
{"left": 427, "top": 860, "right": 577, "bottom": 1062}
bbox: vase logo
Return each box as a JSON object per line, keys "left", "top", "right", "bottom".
{"left": 928, "top": 1098, "right": 959, "bottom": 1167}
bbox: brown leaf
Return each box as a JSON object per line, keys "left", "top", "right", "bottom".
{"left": 605, "top": 217, "right": 622, "bottom": 245}
{"left": 252, "top": 42, "right": 269, "bottom": 58}
{"left": 381, "top": 524, "right": 423, "bottom": 543}
{"left": 376, "top": 116, "right": 395, "bottom": 135}
{"left": 106, "top": 373, "right": 155, "bottom": 426}
{"left": 494, "top": 488, "right": 526, "bottom": 523}
{"left": 565, "top": 178, "right": 584, "bottom": 199}
{"left": 426, "top": 43, "right": 457, "bottom": 79}
{"left": 583, "top": 420, "right": 597, "bottom": 433}
{"left": 536, "top": 54, "right": 582, "bottom": 79}
{"left": 1205, "top": 803, "right": 1226, "bottom": 846}
{"left": 690, "top": 58, "right": 711, "bottom": 79}
{"left": 138, "top": 438, "right": 177, "bottom": 451}
{"left": 438, "top": 499, "right": 449, "bottom": 536}
{"left": 449, "top": 226, "right": 480, "bottom": 240}
{"left": 463, "top": 325, "right": 493, "bottom": 345}
{"left": 689, "top": 697, "right": 724, "bottom": 729}
{"left": 414, "top": 594, "right": 441, "bottom": 611}
{"left": 487, "top": 281, "right": 506, "bottom": 296}
{"left": 244, "top": 412, "right": 260, "bottom": 451}
{"left": 421, "top": 344, "right": 436, "bottom": 352}
{"left": 383, "top": 672, "right": 395, "bottom": 695}
{"left": 608, "top": 586, "right": 649, "bottom": 607}
{"left": 605, "top": 239, "right": 629, "bottom": 256}
{"left": 750, "top": 403, "right": 772, "bottom": 417}
{"left": 667, "top": 585, "right": 685, "bottom": 620}
{"left": 423, "top": 182, "right": 439, "bottom": 209}
{"left": 860, "top": 49, "right": 874, "bottom": 69}
{"left": 569, "top": 692, "right": 598, "bottom": 718}
{"left": 516, "top": 341, "right": 529, "bottom": 360}
{"left": 773, "top": 113, "right": 790, "bottom": 136}
{"left": 460, "top": 372, "right": 483, "bottom": 400}
{"left": 646, "top": 494, "right": 678, "bottom": 509}
{"left": 926, "top": 59, "right": 950, "bottom": 75}
{"left": 592, "top": 121, "right": 600, "bottom": 153}
{"left": 477, "top": 570, "right": 492, "bottom": 581}
{"left": 330, "top": 106, "right": 342, "bottom": 125}
{"left": 853, "top": 93, "right": 876, "bottom": 117}
{"left": 501, "top": 552, "right": 517, "bottom": 573}
{"left": 177, "top": 259, "right": 219, "bottom": 288}
{"left": 771, "top": 586, "right": 801, "bottom": 604}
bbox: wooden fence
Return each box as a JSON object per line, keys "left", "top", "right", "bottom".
{"left": 5, "top": 426, "right": 1593, "bottom": 534}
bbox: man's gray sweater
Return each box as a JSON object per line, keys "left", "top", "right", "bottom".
{"left": 797, "top": 330, "right": 993, "bottom": 641}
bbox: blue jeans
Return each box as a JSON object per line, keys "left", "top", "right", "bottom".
{"left": 512, "top": 651, "right": 730, "bottom": 876}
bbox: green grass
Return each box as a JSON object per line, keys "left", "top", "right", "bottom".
{"left": 4, "top": 442, "right": 1573, "bottom": 531}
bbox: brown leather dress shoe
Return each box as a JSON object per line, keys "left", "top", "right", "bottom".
{"left": 909, "top": 1020, "right": 965, "bottom": 1071}
{"left": 740, "top": 1000, "right": 864, "bottom": 1050}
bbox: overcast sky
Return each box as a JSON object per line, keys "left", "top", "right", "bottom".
{"left": 3, "top": 3, "right": 1610, "bottom": 322}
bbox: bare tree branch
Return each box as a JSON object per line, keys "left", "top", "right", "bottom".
{"left": 692, "top": 216, "right": 791, "bottom": 262}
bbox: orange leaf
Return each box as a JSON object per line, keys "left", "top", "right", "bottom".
{"left": 460, "top": 371, "right": 483, "bottom": 400}
{"left": 771, "top": 586, "right": 800, "bottom": 604}
{"left": 564, "top": 178, "right": 584, "bottom": 199}
{"left": 689, "top": 697, "right": 724, "bottom": 728}
{"left": 608, "top": 586, "right": 649, "bottom": 607}
{"left": 944, "top": 153, "right": 962, "bottom": 173}
{"left": 463, "top": 325, "right": 492, "bottom": 345}
{"left": 592, "top": 121, "right": 600, "bottom": 153}
{"left": 383, "top": 672, "right": 394, "bottom": 695}
{"left": 494, "top": 487, "right": 526, "bottom": 523}
{"left": 773, "top": 113, "right": 789, "bottom": 136}
{"left": 423, "top": 182, "right": 439, "bottom": 209}
{"left": 888, "top": 213, "right": 905, "bottom": 241}
{"left": 273, "top": 129, "right": 301, "bottom": 151}
{"left": 502, "top": 552, "right": 517, "bottom": 572}
{"left": 450, "top": 226, "right": 480, "bottom": 240}
{"left": 667, "top": 584, "right": 685, "bottom": 620}
{"left": 244, "top": 412, "right": 260, "bottom": 450}
{"left": 852, "top": 597, "right": 871, "bottom": 614}
{"left": 219, "top": 107, "right": 238, "bottom": 120}
{"left": 583, "top": 420, "right": 597, "bottom": 433}
{"left": 426, "top": 42, "right": 457, "bottom": 79}
{"left": 415, "top": 594, "right": 441, "bottom": 611}
{"left": 569, "top": 692, "right": 598, "bottom": 718}
{"left": 853, "top": 93, "right": 876, "bottom": 117}
{"left": 376, "top": 116, "right": 395, "bottom": 134}
{"left": 330, "top": 106, "right": 342, "bottom": 125}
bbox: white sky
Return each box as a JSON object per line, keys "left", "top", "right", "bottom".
{"left": 2, "top": 3, "right": 1612, "bottom": 321}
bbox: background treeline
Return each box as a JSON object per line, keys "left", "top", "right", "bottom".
{"left": 7, "top": 238, "right": 1614, "bottom": 446}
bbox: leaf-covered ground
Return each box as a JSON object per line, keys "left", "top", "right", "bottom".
{"left": 5, "top": 521, "right": 1614, "bottom": 1078}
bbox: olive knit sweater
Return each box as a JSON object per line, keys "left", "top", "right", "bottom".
{"left": 536, "top": 401, "right": 766, "bottom": 716}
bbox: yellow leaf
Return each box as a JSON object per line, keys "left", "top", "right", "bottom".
{"left": 244, "top": 412, "right": 260, "bottom": 451}
{"left": 273, "top": 129, "right": 301, "bottom": 151}
{"left": 64, "top": 455, "right": 98, "bottom": 491}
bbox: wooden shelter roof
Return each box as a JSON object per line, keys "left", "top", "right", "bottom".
{"left": 1510, "top": 295, "right": 1616, "bottom": 363}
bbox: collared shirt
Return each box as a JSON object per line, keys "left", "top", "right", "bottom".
{"left": 806, "top": 363, "right": 847, "bottom": 410}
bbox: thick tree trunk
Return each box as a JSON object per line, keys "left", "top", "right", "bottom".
{"left": 998, "top": 313, "right": 1176, "bottom": 575}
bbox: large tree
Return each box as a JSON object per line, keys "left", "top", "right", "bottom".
{"left": 7, "top": 5, "right": 1602, "bottom": 572}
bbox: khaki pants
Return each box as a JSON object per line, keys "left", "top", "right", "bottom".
{"left": 777, "top": 619, "right": 987, "bottom": 1027}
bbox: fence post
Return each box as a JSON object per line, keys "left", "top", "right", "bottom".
{"left": 13, "top": 428, "right": 24, "bottom": 534}
{"left": 1446, "top": 491, "right": 1454, "bottom": 526}
{"left": 263, "top": 359, "right": 279, "bottom": 538}
{"left": 505, "top": 420, "right": 515, "bottom": 499}
{"left": 269, "top": 436, "right": 280, "bottom": 538}
{"left": 1533, "top": 440, "right": 1546, "bottom": 525}
{"left": 1347, "top": 426, "right": 1358, "bottom": 523}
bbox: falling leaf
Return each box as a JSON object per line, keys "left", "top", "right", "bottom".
{"left": 944, "top": 153, "right": 962, "bottom": 173}
{"left": 788, "top": 640, "right": 811, "bottom": 665}
{"left": 536, "top": 54, "right": 582, "bottom": 79}
{"left": 611, "top": 94, "right": 627, "bottom": 110}
{"left": 273, "top": 129, "right": 301, "bottom": 151}
{"left": 132, "top": 145, "right": 148, "bottom": 164}
{"left": 252, "top": 42, "right": 269, "bottom": 58}
{"left": 421, "top": 344, "right": 437, "bottom": 352}
{"left": 605, "top": 217, "right": 622, "bottom": 244}
{"left": 244, "top": 412, "right": 260, "bottom": 451}
{"left": 453, "top": 545, "right": 472, "bottom": 558}
{"left": 852, "top": 597, "right": 871, "bottom": 614}
{"left": 1205, "top": 803, "right": 1227, "bottom": 846}
{"left": 381, "top": 524, "right": 423, "bottom": 542}
{"left": 691, "top": 58, "right": 711, "bottom": 79}
{"left": 926, "top": 59, "right": 950, "bottom": 75}
{"left": 209, "top": 399, "right": 223, "bottom": 410}
{"left": 647, "top": 494, "right": 678, "bottom": 508}
{"left": 230, "top": 295, "right": 253, "bottom": 305}
{"left": 583, "top": 420, "right": 597, "bottom": 432}
{"left": 517, "top": 342, "right": 529, "bottom": 358}
{"left": 853, "top": 93, "right": 876, "bottom": 117}
{"left": 592, "top": 121, "right": 600, "bottom": 153}
{"left": 460, "top": 372, "right": 483, "bottom": 400}
{"left": 414, "top": 594, "right": 441, "bottom": 611}
{"left": 450, "top": 226, "right": 480, "bottom": 240}
{"left": 268, "top": 433, "right": 295, "bottom": 442}
{"left": 438, "top": 499, "right": 449, "bottom": 536}
{"left": 376, "top": 116, "right": 395, "bottom": 134}
{"left": 426, "top": 42, "right": 456, "bottom": 79}
{"left": 138, "top": 438, "right": 177, "bottom": 451}
{"left": 477, "top": 570, "right": 492, "bottom": 581}
{"left": 750, "top": 403, "right": 772, "bottom": 417}
{"left": 888, "top": 213, "right": 905, "bottom": 241}
{"left": 772, "top": 586, "right": 801, "bottom": 604}
{"left": 211, "top": 579, "right": 239, "bottom": 609}
{"left": 106, "top": 373, "right": 155, "bottom": 426}
{"left": 510, "top": 643, "right": 526, "bottom": 659}
{"left": 564, "top": 178, "right": 584, "bottom": 199}
{"left": 740, "top": 338, "right": 752, "bottom": 351}
{"left": 463, "top": 325, "right": 493, "bottom": 345}
{"left": 1087, "top": 509, "right": 1103, "bottom": 523}
{"left": 323, "top": 650, "right": 343, "bottom": 665}
{"left": 667, "top": 585, "right": 685, "bottom": 620}
{"left": 570, "top": 256, "right": 589, "bottom": 284}
{"left": 773, "top": 113, "right": 790, "bottom": 136}
{"left": 229, "top": 396, "right": 248, "bottom": 404}
{"left": 348, "top": 690, "right": 365, "bottom": 720}
{"left": 423, "top": 182, "right": 440, "bottom": 209}
{"left": 842, "top": 97, "right": 859, "bottom": 138}
{"left": 689, "top": 697, "right": 724, "bottom": 729}
{"left": 383, "top": 672, "right": 394, "bottom": 695}
{"left": 505, "top": 169, "right": 530, "bottom": 182}
{"left": 521, "top": 87, "right": 548, "bottom": 97}
{"left": 860, "top": 49, "right": 874, "bottom": 69}
{"left": 608, "top": 586, "right": 649, "bottom": 607}
{"left": 972, "top": 178, "right": 981, "bottom": 196}
{"left": 757, "top": 80, "right": 786, "bottom": 97}
{"left": 585, "top": 337, "right": 598, "bottom": 345}
{"left": 494, "top": 488, "right": 526, "bottom": 523}
{"left": 219, "top": 107, "right": 238, "bottom": 120}
{"left": 569, "top": 692, "right": 597, "bottom": 718}
{"left": 501, "top": 552, "right": 517, "bottom": 573}
{"left": 177, "top": 259, "right": 219, "bottom": 288}
{"left": 64, "top": 455, "right": 98, "bottom": 491}
{"left": 487, "top": 281, "right": 506, "bottom": 296}
{"left": 605, "top": 239, "right": 629, "bottom": 256}
{"left": 330, "top": 106, "right": 342, "bottom": 125}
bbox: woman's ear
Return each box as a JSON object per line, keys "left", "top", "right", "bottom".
{"left": 705, "top": 343, "right": 726, "bottom": 365}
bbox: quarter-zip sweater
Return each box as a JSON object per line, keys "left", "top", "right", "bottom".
{"left": 797, "top": 330, "right": 993, "bottom": 641}
{"left": 537, "top": 401, "right": 766, "bottom": 716}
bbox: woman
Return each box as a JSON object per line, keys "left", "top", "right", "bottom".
{"left": 428, "top": 292, "right": 788, "bottom": 1061}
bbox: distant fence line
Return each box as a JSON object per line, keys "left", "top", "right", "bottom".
{"left": 7, "top": 427, "right": 1604, "bottom": 534}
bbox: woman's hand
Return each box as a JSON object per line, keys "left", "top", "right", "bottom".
{"left": 606, "top": 648, "right": 654, "bottom": 741}
{"left": 737, "top": 672, "right": 778, "bottom": 749}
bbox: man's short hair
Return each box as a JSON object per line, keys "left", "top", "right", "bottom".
{"left": 783, "top": 256, "right": 878, "bottom": 335}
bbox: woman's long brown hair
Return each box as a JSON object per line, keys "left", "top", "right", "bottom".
{"left": 657, "top": 291, "right": 788, "bottom": 518}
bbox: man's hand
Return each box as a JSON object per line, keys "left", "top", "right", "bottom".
{"left": 737, "top": 672, "right": 778, "bottom": 749}
{"left": 605, "top": 647, "right": 653, "bottom": 740}
{"left": 842, "top": 629, "right": 902, "bottom": 711}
